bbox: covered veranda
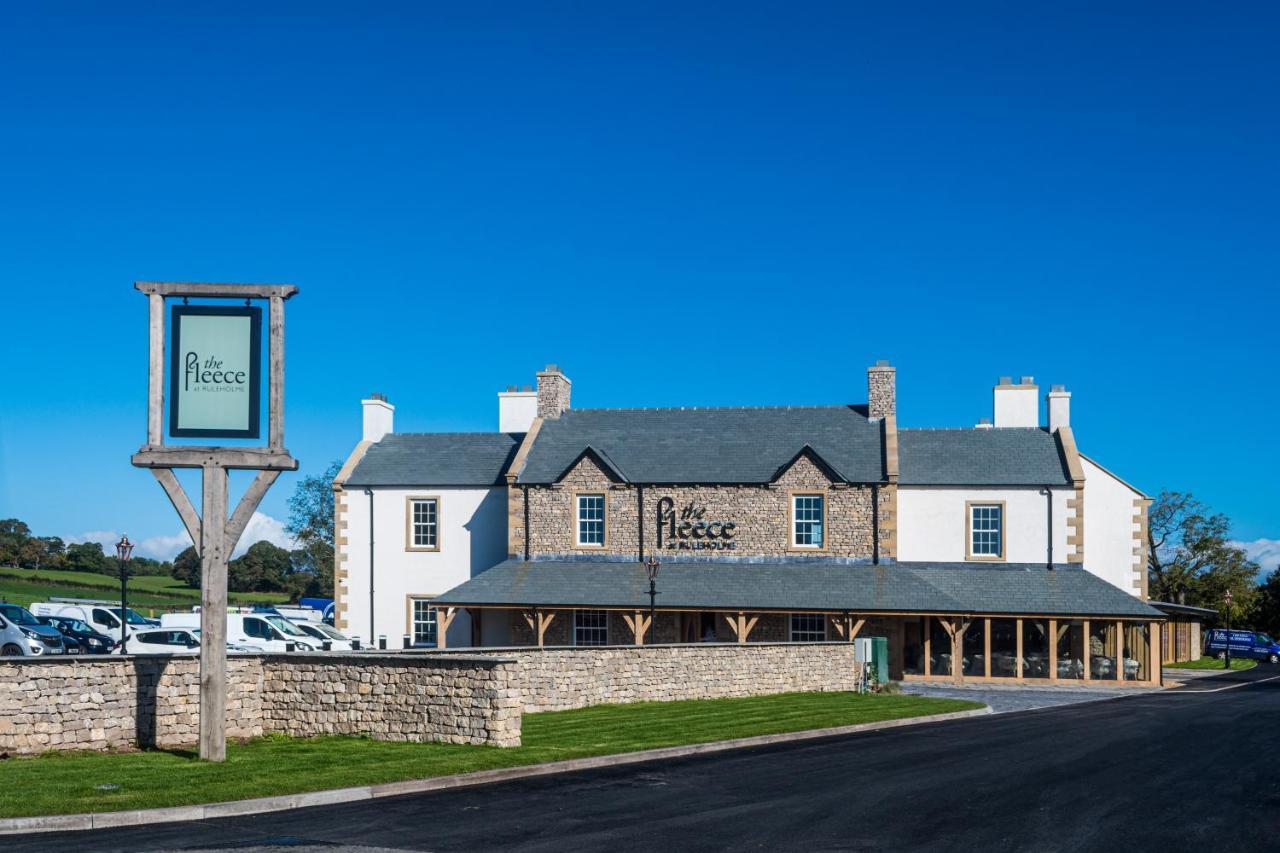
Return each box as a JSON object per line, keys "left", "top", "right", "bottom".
{"left": 433, "top": 558, "right": 1167, "bottom": 687}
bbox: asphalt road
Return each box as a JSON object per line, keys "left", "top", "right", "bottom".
{"left": 16, "top": 667, "right": 1280, "bottom": 853}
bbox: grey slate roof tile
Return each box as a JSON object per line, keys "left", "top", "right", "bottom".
{"left": 898, "top": 428, "right": 1071, "bottom": 486}
{"left": 345, "top": 432, "right": 524, "bottom": 487}
{"left": 519, "top": 406, "right": 885, "bottom": 484}
{"left": 435, "top": 558, "right": 1162, "bottom": 618}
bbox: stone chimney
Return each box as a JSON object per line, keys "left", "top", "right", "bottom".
{"left": 536, "top": 364, "right": 571, "bottom": 419}
{"left": 498, "top": 384, "right": 538, "bottom": 433}
{"left": 993, "top": 376, "right": 1038, "bottom": 428}
{"left": 867, "top": 360, "right": 896, "bottom": 420}
{"left": 362, "top": 393, "right": 394, "bottom": 442}
{"left": 1048, "top": 384, "right": 1071, "bottom": 433}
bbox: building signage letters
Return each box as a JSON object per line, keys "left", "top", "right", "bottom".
{"left": 656, "top": 497, "right": 737, "bottom": 551}
{"left": 169, "top": 305, "right": 262, "bottom": 439}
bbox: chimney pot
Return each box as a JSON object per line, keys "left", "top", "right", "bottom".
{"left": 998, "top": 376, "right": 1013, "bottom": 385}
{"left": 1020, "top": 375, "right": 1035, "bottom": 385}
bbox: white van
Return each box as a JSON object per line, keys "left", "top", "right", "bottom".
{"left": 160, "top": 611, "right": 318, "bottom": 652}
{"left": 30, "top": 601, "right": 155, "bottom": 643}
{"left": 292, "top": 621, "right": 353, "bottom": 651}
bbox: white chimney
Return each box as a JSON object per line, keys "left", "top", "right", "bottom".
{"left": 1048, "top": 385, "right": 1071, "bottom": 432}
{"left": 498, "top": 385, "right": 538, "bottom": 433}
{"left": 993, "top": 376, "right": 1039, "bottom": 428}
{"left": 362, "top": 393, "right": 394, "bottom": 443}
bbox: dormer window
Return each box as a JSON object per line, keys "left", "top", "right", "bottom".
{"left": 576, "top": 493, "right": 606, "bottom": 547}
{"left": 791, "top": 494, "right": 825, "bottom": 549}
{"left": 967, "top": 502, "right": 1004, "bottom": 560}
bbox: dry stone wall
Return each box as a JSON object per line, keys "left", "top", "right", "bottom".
{"left": 0, "top": 653, "right": 518, "bottom": 755}
{"left": 440, "top": 642, "right": 861, "bottom": 713}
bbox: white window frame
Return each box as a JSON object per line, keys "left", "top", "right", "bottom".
{"left": 790, "top": 613, "right": 825, "bottom": 642}
{"left": 575, "top": 492, "right": 606, "bottom": 547}
{"left": 411, "top": 598, "right": 438, "bottom": 647}
{"left": 967, "top": 502, "right": 1005, "bottom": 560}
{"left": 790, "top": 493, "right": 826, "bottom": 549}
{"left": 573, "top": 609, "right": 608, "bottom": 646}
{"left": 407, "top": 497, "right": 440, "bottom": 552}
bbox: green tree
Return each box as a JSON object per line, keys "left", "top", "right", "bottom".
{"left": 172, "top": 545, "right": 201, "bottom": 587}
{"left": 64, "top": 541, "right": 112, "bottom": 574}
{"left": 286, "top": 459, "right": 343, "bottom": 598}
{"left": 0, "top": 519, "right": 31, "bottom": 566}
{"left": 1147, "top": 491, "right": 1260, "bottom": 615}
{"left": 229, "top": 541, "right": 293, "bottom": 592}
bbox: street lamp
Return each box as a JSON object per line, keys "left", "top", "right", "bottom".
{"left": 115, "top": 534, "right": 134, "bottom": 654}
{"left": 1223, "top": 589, "right": 1233, "bottom": 670}
{"left": 646, "top": 556, "right": 660, "bottom": 643}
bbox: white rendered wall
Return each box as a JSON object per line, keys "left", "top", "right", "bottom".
{"left": 1081, "top": 456, "right": 1144, "bottom": 597}
{"left": 339, "top": 486, "right": 508, "bottom": 648}
{"left": 896, "top": 486, "right": 1071, "bottom": 565}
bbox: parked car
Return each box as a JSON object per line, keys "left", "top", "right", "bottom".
{"left": 0, "top": 611, "right": 32, "bottom": 656}
{"left": 160, "top": 611, "right": 319, "bottom": 652}
{"left": 0, "top": 604, "right": 65, "bottom": 655}
{"left": 292, "top": 621, "right": 354, "bottom": 651}
{"left": 30, "top": 601, "right": 156, "bottom": 643}
{"left": 1204, "top": 629, "right": 1280, "bottom": 664}
{"left": 37, "top": 616, "right": 117, "bottom": 655}
{"left": 128, "top": 628, "right": 202, "bottom": 655}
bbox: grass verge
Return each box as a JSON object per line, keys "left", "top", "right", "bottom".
{"left": 0, "top": 691, "right": 980, "bottom": 819}
{"left": 1166, "top": 656, "right": 1256, "bottom": 671}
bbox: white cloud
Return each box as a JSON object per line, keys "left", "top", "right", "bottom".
{"left": 66, "top": 512, "right": 295, "bottom": 562}
{"left": 66, "top": 530, "right": 121, "bottom": 552}
{"left": 233, "top": 512, "right": 297, "bottom": 558}
{"left": 1234, "top": 538, "right": 1280, "bottom": 580}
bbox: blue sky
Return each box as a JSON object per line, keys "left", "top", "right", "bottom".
{"left": 0, "top": 2, "right": 1276, "bottom": 572}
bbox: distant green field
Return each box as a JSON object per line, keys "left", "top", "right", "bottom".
{"left": 0, "top": 567, "right": 289, "bottom": 612}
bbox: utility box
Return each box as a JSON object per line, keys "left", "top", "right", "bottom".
{"left": 871, "top": 636, "right": 889, "bottom": 684}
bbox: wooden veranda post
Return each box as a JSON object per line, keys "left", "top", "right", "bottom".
{"left": 131, "top": 282, "right": 299, "bottom": 762}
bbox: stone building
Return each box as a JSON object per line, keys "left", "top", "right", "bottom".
{"left": 336, "top": 362, "right": 1167, "bottom": 686}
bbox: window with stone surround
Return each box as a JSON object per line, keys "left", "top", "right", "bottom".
{"left": 967, "top": 502, "right": 1004, "bottom": 560}
{"left": 573, "top": 609, "right": 608, "bottom": 645}
{"left": 576, "top": 493, "right": 606, "bottom": 546}
{"left": 407, "top": 497, "right": 439, "bottom": 551}
{"left": 790, "top": 612, "right": 825, "bottom": 642}
{"left": 791, "top": 494, "right": 825, "bottom": 548}
{"left": 411, "top": 599, "right": 438, "bottom": 646}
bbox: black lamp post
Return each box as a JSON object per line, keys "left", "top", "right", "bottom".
{"left": 115, "top": 534, "right": 134, "bottom": 654}
{"left": 646, "top": 556, "right": 660, "bottom": 642}
{"left": 1223, "top": 589, "right": 1233, "bottom": 670}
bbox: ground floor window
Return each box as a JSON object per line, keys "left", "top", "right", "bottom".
{"left": 903, "top": 618, "right": 925, "bottom": 675}
{"left": 1089, "top": 621, "right": 1119, "bottom": 681}
{"left": 929, "top": 616, "right": 953, "bottom": 676}
{"left": 1124, "top": 623, "right": 1150, "bottom": 681}
{"left": 411, "top": 599, "right": 437, "bottom": 647}
{"left": 790, "top": 613, "right": 825, "bottom": 642}
{"left": 573, "top": 610, "right": 608, "bottom": 646}
{"left": 1056, "top": 620, "right": 1085, "bottom": 679}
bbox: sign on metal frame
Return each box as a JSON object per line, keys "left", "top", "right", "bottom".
{"left": 131, "top": 281, "right": 299, "bottom": 762}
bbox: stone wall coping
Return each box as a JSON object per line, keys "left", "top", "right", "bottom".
{"left": 0, "top": 652, "right": 518, "bottom": 667}
{"left": 429, "top": 641, "right": 859, "bottom": 653}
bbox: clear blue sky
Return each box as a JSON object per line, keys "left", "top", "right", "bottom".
{"left": 0, "top": 2, "right": 1276, "bottom": 569}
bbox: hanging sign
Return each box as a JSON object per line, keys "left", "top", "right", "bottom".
{"left": 169, "top": 305, "right": 262, "bottom": 438}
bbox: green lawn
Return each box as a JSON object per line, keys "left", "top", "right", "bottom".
{"left": 0, "top": 691, "right": 981, "bottom": 819}
{"left": 1166, "top": 656, "right": 1257, "bottom": 671}
{"left": 0, "top": 566, "right": 289, "bottom": 612}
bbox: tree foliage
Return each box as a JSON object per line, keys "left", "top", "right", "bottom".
{"left": 1147, "top": 490, "right": 1259, "bottom": 616}
{"left": 286, "top": 459, "right": 343, "bottom": 598}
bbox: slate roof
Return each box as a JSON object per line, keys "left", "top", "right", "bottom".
{"left": 898, "top": 428, "right": 1072, "bottom": 486}
{"left": 344, "top": 433, "right": 524, "bottom": 487}
{"left": 434, "top": 559, "right": 1163, "bottom": 618}
{"left": 519, "top": 406, "right": 885, "bottom": 484}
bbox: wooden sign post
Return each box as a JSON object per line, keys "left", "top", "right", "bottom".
{"left": 130, "top": 281, "right": 298, "bottom": 762}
